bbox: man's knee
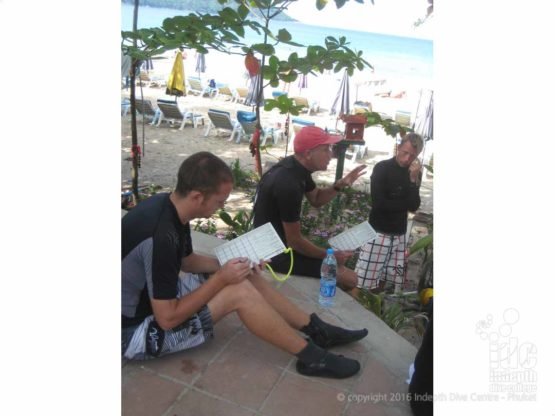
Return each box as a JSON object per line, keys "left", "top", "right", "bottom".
{"left": 208, "top": 279, "right": 266, "bottom": 321}
{"left": 224, "top": 279, "right": 264, "bottom": 308}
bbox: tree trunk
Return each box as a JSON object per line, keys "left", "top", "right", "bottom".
{"left": 128, "top": 0, "right": 140, "bottom": 204}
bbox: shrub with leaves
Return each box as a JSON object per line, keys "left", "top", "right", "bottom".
{"left": 230, "top": 159, "right": 257, "bottom": 190}
{"left": 218, "top": 208, "right": 253, "bottom": 239}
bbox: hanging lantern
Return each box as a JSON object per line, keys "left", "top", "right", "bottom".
{"left": 244, "top": 51, "right": 260, "bottom": 77}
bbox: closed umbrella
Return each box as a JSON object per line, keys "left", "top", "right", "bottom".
{"left": 166, "top": 51, "right": 186, "bottom": 98}
{"left": 413, "top": 89, "right": 434, "bottom": 166}
{"left": 195, "top": 52, "right": 206, "bottom": 79}
{"left": 244, "top": 72, "right": 264, "bottom": 107}
{"left": 121, "top": 52, "right": 132, "bottom": 90}
{"left": 414, "top": 89, "right": 433, "bottom": 141}
{"left": 143, "top": 58, "right": 154, "bottom": 72}
{"left": 329, "top": 70, "right": 350, "bottom": 117}
{"left": 297, "top": 73, "right": 308, "bottom": 95}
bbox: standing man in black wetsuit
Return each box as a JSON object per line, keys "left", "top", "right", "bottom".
{"left": 354, "top": 133, "right": 423, "bottom": 292}
{"left": 252, "top": 126, "right": 367, "bottom": 289}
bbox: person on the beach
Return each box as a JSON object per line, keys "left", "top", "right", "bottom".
{"left": 122, "top": 151, "right": 368, "bottom": 379}
{"left": 252, "top": 126, "right": 367, "bottom": 290}
{"left": 354, "top": 133, "right": 423, "bottom": 292}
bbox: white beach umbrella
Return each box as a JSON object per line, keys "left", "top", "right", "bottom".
{"left": 195, "top": 52, "right": 206, "bottom": 79}
{"left": 413, "top": 89, "right": 434, "bottom": 164}
{"left": 245, "top": 72, "right": 264, "bottom": 108}
{"left": 329, "top": 70, "right": 351, "bottom": 117}
{"left": 297, "top": 73, "right": 308, "bottom": 95}
{"left": 414, "top": 89, "right": 433, "bottom": 141}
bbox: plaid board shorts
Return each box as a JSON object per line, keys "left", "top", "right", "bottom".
{"left": 355, "top": 233, "right": 406, "bottom": 290}
{"left": 122, "top": 273, "right": 214, "bottom": 360}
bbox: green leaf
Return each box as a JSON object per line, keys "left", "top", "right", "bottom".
{"left": 287, "top": 52, "right": 298, "bottom": 64}
{"left": 237, "top": 4, "right": 250, "bottom": 19}
{"left": 281, "top": 39, "right": 304, "bottom": 47}
{"left": 316, "top": 0, "right": 329, "bottom": 11}
{"left": 277, "top": 60, "right": 292, "bottom": 73}
{"left": 254, "top": 0, "right": 272, "bottom": 7}
{"left": 409, "top": 235, "right": 433, "bottom": 256}
{"left": 264, "top": 99, "right": 278, "bottom": 111}
{"left": 219, "top": 211, "right": 234, "bottom": 226}
{"left": 219, "top": 7, "right": 239, "bottom": 24}
{"left": 280, "top": 71, "right": 297, "bottom": 83}
{"left": 251, "top": 43, "right": 275, "bottom": 55}
{"left": 276, "top": 28, "right": 292, "bottom": 42}
{"left": 357, "top": 289, "right": 382, "bottom": 316}
{"left": 262, "top": 66, "right": 277, "bottom": 80}
{"left": 268, "top": 55, "right": 279, "bottom": 69}
{"left": 230, "top": 24, "right": 245, "bottom": 38}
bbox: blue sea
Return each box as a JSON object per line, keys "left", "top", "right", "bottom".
{"left": 121, "top": 4, "right": 433, "bottom": 84}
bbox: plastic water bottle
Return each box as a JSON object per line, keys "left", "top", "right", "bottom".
{"left": 319, "top": 248, "right": 337, "bottom": 307}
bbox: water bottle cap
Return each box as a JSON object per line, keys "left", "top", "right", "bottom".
{"left": 326, "top": 248, "right": 334, "bottom": 255}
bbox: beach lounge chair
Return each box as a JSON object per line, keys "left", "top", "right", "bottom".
{"left": 235, "top": 111, "right": 278, "bottom": 145}
{"left": 187, "top": 77, "right": 216, "bottom": 97}
{"left": 236, "top": 111, "right": 257, "bottom": 144}
{"left": 289, "top": 118, "right": 316, "bottom": 151}
{"left": 291, "top": 118, "right": 315, "bottom": 135}
{"left": 216, "top": 85, "right": 234, "bottom": 101}
{"left": 156, "top": 101, "right": 204, "bottom": 129}
{"left": 233, "top": 87, "right": 248, "bottom": 104}
{"left": 204, "top": 109, "right": 241, "bottom": 141}
{"left": 134, "top": 98, "right": 158, "bottom": 123}
{"left": 136, "top": 71, "right": 150, "bottom": 86}
{"left": 291, "top": 96, "right": 319, "bottom": 115}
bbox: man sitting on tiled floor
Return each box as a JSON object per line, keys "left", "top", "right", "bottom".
{"left": 122, "top": 152, "right": 368, "bottom": 379}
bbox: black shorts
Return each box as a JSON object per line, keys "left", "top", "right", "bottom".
{"left": 271, "top": 250, "right": 321, "bottom": 278}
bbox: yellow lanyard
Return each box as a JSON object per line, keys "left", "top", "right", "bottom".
{"left": 264, "top": 248, "right": 294, "bottom": 282}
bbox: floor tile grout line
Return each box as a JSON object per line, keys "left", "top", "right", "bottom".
{"left": 255, "top": 356, "right": 296, "bottom": 413}
{"left": 189, "top": 324, "right": 245, "bottom": 386}
{"left": 189, "top": 384, "right": 260, "bottom": 414}
{"left": 279, "top": 365, "right": 361, "bottom": 396}
{"left": 134, "top": 364, "right": 195, "bottom": 387}
{"left": 161, "top": 385, "right": 191, "bottom": 416}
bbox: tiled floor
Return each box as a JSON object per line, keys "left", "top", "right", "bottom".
{"left": 122, "top": 248, "right": 418, "bottom": 416}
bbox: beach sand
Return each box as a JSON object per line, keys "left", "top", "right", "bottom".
{"left": 121, "top": 55, "right": 434, "bottom": 348}
{"left": 121, "top": 50, "right": 433, "bottom": 213}
{"left": 121, "top": 87, "right": 401, "bottom": 190}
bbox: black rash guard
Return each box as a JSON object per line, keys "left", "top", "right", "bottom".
{"left": 369, "top": 157, "right": 421, "bottom": 235}
{"left": 121, "top": 193, "right": 192, "bottom": 328}
{"left": 253, "top": 156, "right": 316, "bottom": 267}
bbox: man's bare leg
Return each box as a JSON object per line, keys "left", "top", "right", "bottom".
{"left": 246, "top": 270, "right": 368, "bottom": 350}
{"left": 207, "top": 279, "right": 305, "bottom": 354}
{"left": 246, "top": 271, "right": 310, "bottom": 330}
{"left": 206, "top": 279, "right": 361, "bottom": 379}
